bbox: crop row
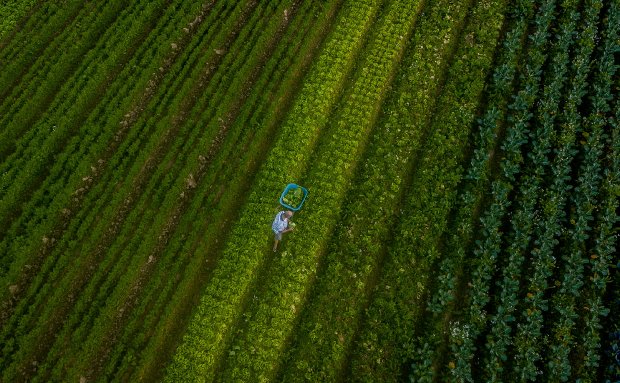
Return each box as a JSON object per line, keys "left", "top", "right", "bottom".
{"left": 215, "top": 0, "right": 423, "bottom": 379}
{"left": 348, "top": 0, "right": 516, "bottom": 380}
{"left": 509, "top": 1, "right": 603, "bottom": 379}
{"left": 0, "top": 0, "right": 171, "bottom": 265}
{"left": 0, "top": 0, "right": 116, "bottom": 199}
{"left": 223, "top": 0, "right": 459, "bottom": 379}
{"left": 36, "top": 1, "right": 286, "bottom": 380}
{"left": 596, "top": 101, "right": 619, "bottom": 383}
{"left": 164, "top": 0, "right": 390, "bottom": 380}
{"left": 574, "top": 7, "right": 620, "bottom": 378}
{"left": 0, "top": 0, "right": 37, "bottom": 39}
{"left": 0, "top": 1, "right": 127, "bottom": 164}
{"left": 0, "top": 0, "right": 85, "bottom": 104}
{"left": 544, "top": 2, "right": 618, "bottom": 379}
{"left": 0, "top": 0, "right": 169, "bottom": 196}
{"left": 276, "top": 0, "right": 480, "bottom": 379}
{"left": 53, "top": 1, "right": 313, "bottom": 381}
{"left": 124, "top": 3, "right": 347, "bottom": 382}
{"left": 0, "top": 1, "right": 251, "bottom": 380}
{"left": 407, "top": 0, "right": 535, "bottom": 380}
{"left": 0, "top": 0, "right": 231, "bottom": 314}
{"left": 0, "top": 0, "right": 205, "bottom": 278}
{"left": 444, "top": 0, "right": 558, "bottom": 379}
{"left": 22, "top": 2, "right": 296, "bottom": 381}
{"left": 0, "top": 0, "right": 226, "bottom": 337}
{"left": 0, "top": 0, "right": 198, "bottom": 327}
{"left": 479, "top": 0, "right": 580, "bottom": 380}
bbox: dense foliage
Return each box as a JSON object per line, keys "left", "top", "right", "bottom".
{"left": 0, "top": 0, "right": 616, "bottom": 382}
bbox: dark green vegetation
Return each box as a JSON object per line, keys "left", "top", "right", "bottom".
{"left": 1, "top": 0, "right": 617, "bottom": 382}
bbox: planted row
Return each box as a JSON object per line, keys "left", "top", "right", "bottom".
{"left": 278, "top": 0, "right": 478, "bottom": 378}
{"left": 0, "top": 0, "right": 225, "bottom": 336}
{"left": 407, "top": 0, "right": 535, "bottom": 379}
{"left": 218, "top": 0, "right": 424, "bottom": 380}
{"left": 545, "top": 2, "right": 618, "bottom": 378}
{"left": 0, "top": 2, "right": 247, "bottom": 380}
{"left": 480, "top": 0, "right": 580, "bottom": 379}
{"left": 510, "top": 1, "right": 602, "bottom": 379}
{"left": 164, "top": 1, "right": 387, "bottom": 380}
{"left": 128, "top": 3, "right": 346, "bottom": 381}
{"left": 52, "top": 1, "right": 300, "bottom": 381}
{"left": 0, "top": 0, "right": 37, "bottom": 39}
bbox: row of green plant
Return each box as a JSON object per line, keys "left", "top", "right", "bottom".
{"left": 0, "top": 0, "right": 232, "bottom": 310}
{"left": 0, "top": 2, "right": 246, "bottom": 379}
{"left": 444, "top": 0, "right": 558, "bottom": 379}
{"left": 545, "top": 3, "right": 618, "bottom": 379}
{"left": 0, "top": 0, "right": 222, "bottom": 333}
{"left": 0, "top": 0, "right": 85, "bottom": 103}
{"left": 49, "top": 1, "right": 301, "bottom": 381}
{"left": 509, "top": 1, "right": 603, "bottom": 379}
{"left": 0, "top": 0, "right": 167, "bottom": 261}
{"left": 126, "top": 3, "right": 346, "bottom": 381}
{"left": 0, "top": 0, "right": 116, "bottom": 197}
{"left": 407, "top": 0, "right": 535, "bottom": 380}
{"left": 271, "top": 0, "right": 484, "bottom": 380}
{"left": 164, "top": 0, "right": 388, "bottom": 380}
{"left": 0, "top": 0, "right": 195, "bottom": 327}
{"left": 353, "top": 1, "right": 518, "bottom": 381}
{"left": 0, "top": 0, "right": 125, "bottom": 163}
{"left": 8, "top": 1, "right": 270, "bottom": 380}
{"left": 0, "top": 0, "right": 37, "bottom": 39}
{"left": 0, "top": 0, "right": 167, "bottom": 199}
{"left": 479, "top": 0, "right": 580, "bottom": 380}
{"left": 573, "top": 8, "right": 620, "bottom": 379}
{"left": 3, "top": 0, "right": 232, "bottom": 308}
{"left": 595, "top": 101, "right": 619, "bottom": 383}
{"left": 218, "top": 0, "right": 426, "bottom": 381}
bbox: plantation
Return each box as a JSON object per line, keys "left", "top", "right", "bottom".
{"left": 0, "top": 0, "right": 618, "bottom": 382}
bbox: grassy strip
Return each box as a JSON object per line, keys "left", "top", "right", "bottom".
{"left": 163, "top": 1, "right": 385, "bottom": 380}
{"left": 509, "top": 1, "right": 601, "bottom": 379}
{"left": 275, "top": 0, "right": 479, "bottom": 380}
{"left": 479, "top": 1, "right": 580, "bottom": 380}
{"left": 544, "top": 3, "right": 617, "bottom": 378}
{"left": 217, "top": 1, "right": 422, "bottom": 381}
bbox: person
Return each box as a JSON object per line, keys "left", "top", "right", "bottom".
{"left": 272, "top": 210, "right": 294, "bottom": 252}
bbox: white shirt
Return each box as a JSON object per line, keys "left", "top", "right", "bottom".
{"left": 272, "top": 211, "right": 288, "bottom": 234}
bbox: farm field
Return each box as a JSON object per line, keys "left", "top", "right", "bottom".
{"left": 0, "top": 0, "right": 618, "bottom": 382}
